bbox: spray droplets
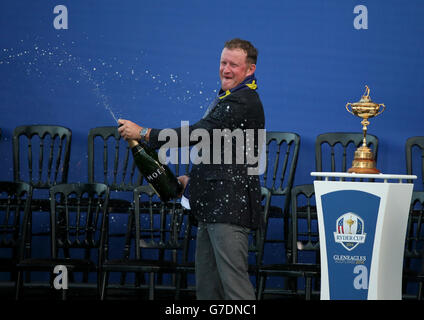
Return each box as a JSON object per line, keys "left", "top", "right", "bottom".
{"left": 1, "top": 35, "right": 217, "bottom": 120}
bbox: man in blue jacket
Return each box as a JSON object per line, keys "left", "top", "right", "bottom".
{"left": 119, "top": 38, "right": 265, "bottom": 299}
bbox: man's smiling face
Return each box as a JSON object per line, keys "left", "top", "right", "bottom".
{"left": 219, "top": 47, "right": 256, "bottom": 91}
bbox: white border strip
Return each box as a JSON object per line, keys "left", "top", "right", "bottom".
{"left": 311, "top": 172, "right": 417, "bottom": 182}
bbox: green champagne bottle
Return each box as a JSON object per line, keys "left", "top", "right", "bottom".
{"left": 128, "top": 139, "right": 183, "bottom": 202}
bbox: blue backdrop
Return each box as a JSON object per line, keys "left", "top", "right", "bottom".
{"left": 1, "top": 0, "right": 423, "bottom": 292}
{"left": 1, "top": 0, "right": 423, "bottom": 185}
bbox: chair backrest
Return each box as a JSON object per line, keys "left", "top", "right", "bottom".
{"left": 0, "top": 181, "right": 32, "bottom": 258}
{"left": 133, "top": 185, "right": 190, "bottom": 261}
{"left": 315, "top": 132, "right": 378, "bottom": 177}
{"left": 404, "top": 191, "right": 424, "bottom": 263}
{"left": 13, "top": 125, "right": 72, "bottom": 189}
{"left": 88, "top": 126, "right": 142, "bottom": 191}
{"left": 261, "top": 131, "right": 300, "bottom": 207}
{"left": 290, "top": 184, "right": 319, "bottom": 264}
{"left": 47, "top": 183, "right": 109, "bottom": 263}
{"left": 248, "top": 187, "right": 272, "bottom": 267}
{"left": 405, "top": 136, "right": 424, "bottom": 190}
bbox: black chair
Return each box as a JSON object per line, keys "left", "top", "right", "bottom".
{"left": 315, "top": 132, "right": 378, "bottom": 178}
{"left": 406, "top": 136, "right": 424, "bottom": 190}
{"left": 12, "top": 125, "right": 72, "bottom": 265}
{"left": 173, "top": 215, "right": 197, "bottom": 300}
{"left": 261, "top": 131, "right": 300, "bottom": 263}
{"left": 248, "top": 187, "right": 272, "bottom": 296}
{"left": 0, "top": 182, "right": 32, "bottom": 290}
{"left": 15, "top": 183, "right": 109, "bottom": 300}
{"left": 257, "top": 184, "right": 319, "bottom": 300}
{"left": 402, "top": 137, "right": 424, "bottom": 299}
{"left": 88, "top": 126, "right": 145, "bottom": 284}
{"left": 88, "top": 126, "right": 143, "bottom": 209}
{"left": 100, "top": 185, "right": 192, "bottom": 300}
{"left": 88, "top": 126, "right": 190, "bottom": 189}
{"left": 402, "top": 191, "right": 424, "bottom": 300}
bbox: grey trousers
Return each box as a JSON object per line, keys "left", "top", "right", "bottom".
{"left": 195, "top": 222, "right": 256, "bottom": 300}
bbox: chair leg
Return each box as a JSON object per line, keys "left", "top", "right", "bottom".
{"left": 257, "top": 273, "right": 266, "bottom": 300}
{"left": 96, "top": 269, "right": 102, "bottom": 299}
{"left": 148, "top": 272, "right": 155, "bottom": 300}
{"left": 175, "top": 272, "right": 182, "bottom": 300}
{"left": 15, "top": 270, "right": 23, "bottom": 300}
{"left": 120, "top": 214, "right": 134, "bottom": 286}
{"left": 305, "top": 276, "right": 312, "bottom": 300}
{"left": 100, "top": 271, "right": 109, "bottom": 300}
{"left": 61, "top": 288, "right": 67, "bottom": 300}
{"left": 254, "top": 269, "right": 260, "bottom": 300}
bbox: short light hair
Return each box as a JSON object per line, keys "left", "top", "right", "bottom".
{"left": 224, "top": 38, "right": 258, "bottom": 65}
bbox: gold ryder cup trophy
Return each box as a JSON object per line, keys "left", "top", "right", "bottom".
{"left": 346, "top": 85, "right": 385, "bottom": 173}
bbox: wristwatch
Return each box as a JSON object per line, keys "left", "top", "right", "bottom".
{"left": 139, "top": 127, "right": 148, "bottom": 141}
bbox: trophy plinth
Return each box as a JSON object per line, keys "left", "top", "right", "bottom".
{"left": 349, "top": 145, "right": 380, "bottom": 173}
{"left": 346, "top": 85, "right": 385, "bottom": 174}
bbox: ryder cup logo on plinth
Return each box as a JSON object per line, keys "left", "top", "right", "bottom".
{"left": 334, "top": 213, "right": 366, "bottom": 251}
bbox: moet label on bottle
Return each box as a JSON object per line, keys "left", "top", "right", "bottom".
{"left": 146, "top": 165, "right": 166, "bottom": 183}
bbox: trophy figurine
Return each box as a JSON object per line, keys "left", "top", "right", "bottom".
{"left": 346, "top": 85, "right": 385, "bottom": 174}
